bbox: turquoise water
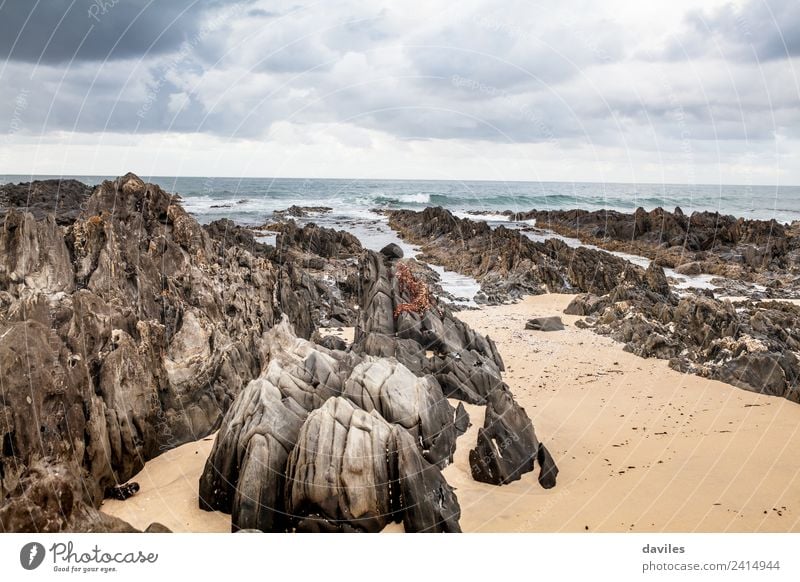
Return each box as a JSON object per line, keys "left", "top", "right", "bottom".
{"left": 2, "top": 175, "right": 799, "bottom": 224}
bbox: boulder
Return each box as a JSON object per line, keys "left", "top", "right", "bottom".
{"left": 525, "top": 316, "right": 565, "bottom": 331}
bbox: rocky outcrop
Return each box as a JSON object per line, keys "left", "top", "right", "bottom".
{"left": 354, "top": 249, "right": 507, "bottom": 404}
{"left": 0, "top": 179, "right": 92, "bottom": 225}
{"left": 388, "top": 207, "right": 644, "bottom": 304}
{"left": 343, "top": 359, "right": 456, "bottom": 467}
{"left": 200, "top": 248, "right": 558, "bottom": 532}
{"left": 286, "top": 397, "right": 460, "bottom": 533}
{"left": 518, "top": 207, "right": 799, "bottom": 295}
{"left": 567, "top": 265, "right": 800, "bottom": 401}
{"left": 0, "top": 460, "right": 147, "bottom": 533}
{"left": 0, "top": 174, "right": 361, "bottom": 532}
{"left": 199, "top": 319, "right": 462, "bottom": 532}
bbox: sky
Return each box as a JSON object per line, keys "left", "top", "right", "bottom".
{"left": 0, "top": 0, "right": 798, "bottom": 184}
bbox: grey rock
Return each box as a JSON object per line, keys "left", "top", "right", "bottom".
{"left": 525, "top": 316, "right": 565, "bottom": 331}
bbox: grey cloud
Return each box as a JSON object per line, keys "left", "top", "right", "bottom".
{"left": 0, "top": 0, "right": 250, "bottom": 64}
{"left": 668, "top": 0, "right": 800, "bottom": 62}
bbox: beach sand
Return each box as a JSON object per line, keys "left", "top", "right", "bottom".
{"left": 104, "top": 294, "right": 800, "bottom": 532}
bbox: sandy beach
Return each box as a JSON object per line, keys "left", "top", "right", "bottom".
{"left": 104, "top": 294, "right": 800, "bottom": 533}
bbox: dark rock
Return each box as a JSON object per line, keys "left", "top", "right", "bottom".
{"left": 144, "top": 522, "right": 172, "bottom": 533}
{"left": 317, "top": 334, "right": 348, "bottom": 351}
{"left": 272, "top": 205, "right": 332, "bottom": 219}
{"left": 536, "top": 443, "right": 559, "bottom": 489}
{"left": 388, "top": 207, "right": 644, "bottom": 305}
{"left": 0, "top": 179, "right": 92, "bottom": 225}
{"left": 454, "top": 402, "right": 471, "bottom": 435}
{"left": 380, "top": 242, "right": 404, "bottom": 259}
{"left": 0, "top": 173, "right": 366, "bottom": 531}
{"left": 525, "top": 316, "right": 565, "bottom": 331}
{"left": 469, "top": 387, "right": 549, "bottom": 486}
{"left": 645, "top": 262, "right": 670, "bottom": 296}
{"left": 109, "top": 482, "right": 140, "bottom": 501}
{"left": 0, "top": 461, "right": 138, "bottom": 533}
{"left": 285, "top": 397, "right": 460, "bottom": 533}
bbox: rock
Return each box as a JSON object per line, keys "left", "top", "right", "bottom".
{"left": 469, "top": 387, "right": 551, "bottom": 486}
{"left": 536, "top": 443, "right": 559, "bottom": 489}
{"left": 343, "top": 359, "right": 457, "bottom": 467}
{"left": 285, "top": 397, "right": 460, "bottom": 532}
{"left": 564, "top": 294, "right": 609, "bottom": 316}
{"left": 676, "top": 261, "right": 703, "bottom": 276}
{"left": 388, "top": 207, "right": 644, "bottom": 304}
{"left": 144, "top": 522, "right": 172, "bottom": 533}
{"left": 109, "top": 482, "right": 140, "bottom": 501}
{"left": 454, "top": 402, "right": 471, "bottom": 435}
{"left": 0, "top": 461, "right": 138, "bottom": 533}
{"left": 272, "top": 205, "right": 332, "bottom": 219}
{"left": 0, "top": 173, "right": 368, "bottom": 532}
{"left": 317, "top": 334, "right": 348, "bottom": 351}
{"left": 644, "top": 262, "right": 670, "bottom": 296}
{"left": 380, "top": 243, "right": 404, "bottom": 259}
{"left": 525, "top": 316, "right": 565, "bottom": 331}
{"left": 516, "top": 207, "right": 798, "bottom": 295}
{"left": 0, "top": 179, "right": 92, "bottom": 225}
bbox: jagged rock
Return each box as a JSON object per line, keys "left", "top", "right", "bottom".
{"left": 454, "top": 402, "right": 471, "bottom": 435}
{"left": 272, "top": 205, "right": 332, "bottom": 219}
{"left": 205, "top": 218, "right": 274, "bottom": 258}
{"left": 516, "top": 207, "right": 798, "bottom": 294}
{"left": 317, "top": 334, "right": 348, "bottom": 351}
{"left": 343, "top": 359, "right": 456, "bottom": 467}
{"left": 388, "top": 207, "right": 644, "bottom": 304}
{"left": 285, "top": 397, "right": 460, "bottom": 532}
{"left": 274, "top": 220, "right": 361, "bottom": 259}
{"left": 380, "top": 243, "right": 404, "bottom": 259}
{"left": 469, "top": 387, "right": 553, "bottom": 487}
{"left": 0, "top": 179, "right": 92, "bottom": 225}
{"left": 525, "top": 316, "right": 565, "bottom": 331}
{"left": 0, "top": 461, "right": 138, "bottom": 533}
{"left": 0, "top": 174, "right": 366, "bottom": 532}
{"left": 645, "top": 262, "right": 671, "bottom": 296}
{"left": 563, "top": 294, "right": 609, "bottom": 316}
{"left": 199, "top": 318, "right": 361, "bottom": 531}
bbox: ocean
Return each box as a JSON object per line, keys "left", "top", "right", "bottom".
{"left": 2, "top": 176, "right": 799, "bottom": 225}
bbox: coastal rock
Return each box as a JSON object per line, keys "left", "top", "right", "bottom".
{"left": 343, "top": 359, "right": 457, "bottom": 467}
{"left": 0, "top": 179, "right": 92, "bottom": 225}
{"left": 525, "top": 316, "right": 565, "bottom": 331}
{"left": 388, "top": 207, "right": 645, "bottom": 304}
{"left": 516, "top": 207, "right": 799, "bottom": 295}
{"left": 380, "top": 242, "right": 404, "bottom": 259}
{"left": 272, "top": 205, "right": 332, "bottom": 219}
{"left": 285, "top": 397, "right": 460, "bottom": 532}
{"left": 0, "top": 173, "right": 368, "bottom": 532}
{"left": 0, "top": 461, "right": 138, "bottom": 533}
{"left": 580, "top": 281, "right": 800, "bottom": 401}
{"left": 469, "top": 387, "right": 555, "bottom": 487}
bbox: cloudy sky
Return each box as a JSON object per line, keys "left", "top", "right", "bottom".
{"left": 1, "top": 0, "right": 798, "bottom": 184}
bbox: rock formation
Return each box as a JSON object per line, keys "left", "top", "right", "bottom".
{"left": 516, "top": 207, "right": 799, "bottom": 295}
{"left": 388, "top": 207, "right": 645, "bottom": 304}
{"left": 0, "top": 174, "right": 361, "bottom": 532}
{"left": 200, "top": 248, "right": 559, "bottom": 532}
{"left": 566, "top": 264, "right": 800, "bottom": 401}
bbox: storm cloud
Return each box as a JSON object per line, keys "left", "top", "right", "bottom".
{"left": 0, "top": 0, "right": 798, "bottom": 182}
